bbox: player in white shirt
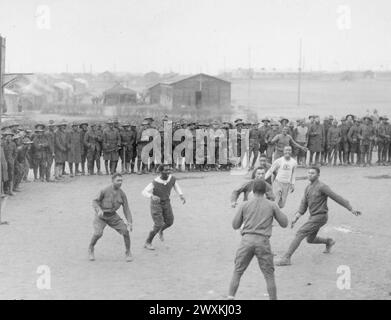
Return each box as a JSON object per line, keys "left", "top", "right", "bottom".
{"left": 265, "top": 146, "right": 297, "bottom": 208}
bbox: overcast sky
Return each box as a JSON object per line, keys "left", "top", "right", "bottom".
{"left": 1, "top": 0, "right": 391, "bottom": 74}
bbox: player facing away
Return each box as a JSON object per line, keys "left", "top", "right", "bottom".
{"left": 227, "top": 180, "right": 288, "bottom": 300}
{"left": 265, "top": 146, "right": 297, "bottom": 209}
{"left": 88, "top": 173, "right": 133, "bottom": 262}
{"left": 142, "top": 164, "right": 186, "bottom": 250}
{"left": 276, "top": 167, "right": 361, "bottom": 266}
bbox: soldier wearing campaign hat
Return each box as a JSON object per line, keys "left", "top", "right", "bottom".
{"left": 84, "top": 123, "right": 103, "bottom": 175}
{"left": 79, "top": 122, "right": 89, "bottom": 175}
{"left": 54, "top": 121, "right": 68, "bottom": 179}
{"left": 2, "top": 129, "right": 17, "bottom": 195}
{"left": 66, "top": 122, "right": 83, "bottom": 177}
{"left": 103, "top": 119, "right": 121, "bottom": 175}
{"left": 119, "top": 123, "right": 137, "bottom": 174}
{"left": 358, "top": 116, "right": 376, "bottom": 166}
{"left": 32, "top": 126, "right": 49, "bottom": 182}
{"left": 45, "top": 120, "right": 56, "bottom": 182}
{"left": 377, "top": 116, "right": 390, "bottom": 165}
{"left": 347, "top": 117, "right": 361, "bottom": 165}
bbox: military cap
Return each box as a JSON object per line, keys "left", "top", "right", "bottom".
{"left": 141, "top": 119, "right": 150, "bottom": 125}
{"left": 379, "top": 115, "right": 388, "bottom": 121}
{"left": 279, "top": 117, "right": 289, "bottom": 123}
{"left": 362, "top": 115, "right": 372, "bottom": 121}
{"left": 234, "top": 118, "right": 243, "bottom": 123}
{"left": 79, "top": 122, "right": 89, "bottom": 127}
{"left": 144, "top": 117, "right": 154, "bottom": 123}
{"left": 35, "top": 123, "right": 46, "bottom": 129}
{"left": 261, "top": 117, "right": 270, "bottom": 123}
{"left": 345, "top": 114, "right": 355, "bottom": 120}
{"left": 48, "top": 120, "right": 55, "bottom": 127}
{"left": 57, "top": 121, "right": 68, "bottom": 127}
{"left": 2, "top": 129, "right": 13, "bottom": 136}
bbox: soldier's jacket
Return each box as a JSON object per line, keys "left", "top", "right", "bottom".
{"left": 84, "top": 129, "right": 102, "bottom": 153}
{"left": 80, "top": 129, "right": 88, "bottom": 153}
{"left": 323, "top": 121, "right": 332, "bottom": 144}
{"left": 326, "top": 126, "right": 341, "bottom": 146}
{"left": 33, "top": 135, "right": 49, "bottom": 159}
{"left": 376, "top": 123, "right": 390, "bottom": 142}
{"left": 16, "top": 145, "right": 28, "bottom": 163}
{"left": 259, "top": 126, "right": 271, "bottom": 145}
{"left": 358, "top": 124, "right": 375, "bottom": 145}
{"left": 3, "top": 140, "right": 17, "bottom": 163}
{"left": 120, "top": 130, "right": 137, "bottom": 149}
{"left": 347, "top": 125, "right": 361, "bottom": 143}
{"left": 45, "top": 130, "right": 55, "bottom": 155}
{"left": 338, "top": 123, "right": 350, "bottom": 143}
{"left": 103, "top": 128, "right": 121, "bottom": 152}
{"left": 307, "top": 123, "right": 324, "bottom": 150}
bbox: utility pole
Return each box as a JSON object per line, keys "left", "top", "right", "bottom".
{"left": 248, "top": 46, "right": 252, "bottom": 108}
{"left": 297, "top": 38, "right": 303, "bottom": 107}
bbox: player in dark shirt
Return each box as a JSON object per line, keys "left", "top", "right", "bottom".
{"left": 276, "top": 166, "right": 361, "bottom": 266}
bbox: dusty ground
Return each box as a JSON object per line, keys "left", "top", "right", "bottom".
{"left": 1, "top": 165, "right": 391, "bottom": 300}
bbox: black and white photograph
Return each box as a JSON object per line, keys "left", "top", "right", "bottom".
{"left": 1, "top": 0, "right": 391, "bottom": 304}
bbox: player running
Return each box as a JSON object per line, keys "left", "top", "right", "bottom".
{"left": 227, "top": 180, "right": 288, "bottom": 300}
{"left": 88, "top": 173, "right": 133, "bottom": 262}
{"left": 276, "top": 166, "right": 361, "bottom": 266}
{"left": 142, "top": 164, "right": 186, "bottom": 250}
{"left": 265, "top": 146, "right": 297, "bottom": 209}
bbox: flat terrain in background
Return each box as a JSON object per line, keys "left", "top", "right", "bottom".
{"left": 1, "top": 166, "right": 391, "bottom": 300}
{"left": 231, "top": 78, "right": 391, "bottom": 118}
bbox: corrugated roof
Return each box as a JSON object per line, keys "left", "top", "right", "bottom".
{"left": 149, "top": 73, "right": 230, "bottom": 89}
{"left": 103, "top": 84, "right": 137, "bottom": 95}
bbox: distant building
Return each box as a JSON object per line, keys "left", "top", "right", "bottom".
{"left": 103, "top": 84, "right": 137, "bottom": 105}
{"left": 148, "top": 73, "right": 231, "bottom": 109}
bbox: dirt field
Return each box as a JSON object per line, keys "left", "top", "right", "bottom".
{"left": 1, "top": 165, "right": 391, "bottom": 300}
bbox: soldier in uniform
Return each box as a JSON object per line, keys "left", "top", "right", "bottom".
{"left": 338, "top": 118, "right": 350, "bottom": 165}
{"left": 321, "top": 116, "right": 333, "bottom": 165}
{"left": 326, "top": 119, "right": 341, "bottom": 166}
{"left": 120, "top": 123, "right": 137, "bottom": 174}
{"left": 66, "top": 122, "right": 83, "bottom": 177}
{"left": 14, "top": 137, "right": 33, "bottom": 191}
{"left": 103, "top": 120, "right": 121, "bottom": 175}
{"left": 32, "top": 125, "right": 49, "bottom": 182}
{"left": 84, "top": 123, "right": 102, "bottom": 175}
{"left": 45, "top": 120, "right": 56, "bottom": 182}
{"left": 79, "top": 122, "right": 89, "bottom": 175}
{"left": 2, "top": 130, "right": 16, "bottom": 195}
{"left": 358, "top": 116, "right": 376, "bottom": 166}
{"left": 130, "top": 123, "right": 138, "bottom": 173}
{"left": 248, "top": 122, "right": 261, "bottom": 170}
{"left": 307, "top": 116, "right": 324, "bottom": 166}
{"left": 1, "top": 133, "right": 9, "bottom": 198}
{"left": 265, "top": 121, "right": 280, "bottom": 163}
{"left": 259, "top": 118, "right": 271, "bottom": 157}
{"left": 347, "top": 118, "right": 361, "bottom": 165}
{"left": 54, "top": 122, "right": 68, "bottom": 179}
{"left": 293, "top": 119, "right": 308, "bottom": 166}
{"left": 136, "top": 119, "right": 152, "bottom": 175}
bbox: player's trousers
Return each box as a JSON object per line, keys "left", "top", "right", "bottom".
{"left": 233, "top": 233, "right": 276, "bottom": 299}
{"left": 146, "top": 199, "right": 174, "bottom": 243}
{"left": 273, "top": 180, "right": 291, "bottom": 209}
{"left": 285, "top": 214, "right": 328, "bottom": 258}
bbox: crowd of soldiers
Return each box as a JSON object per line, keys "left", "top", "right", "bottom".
{"left": 1, "top": 111, "right": 391, "bottom": 197}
